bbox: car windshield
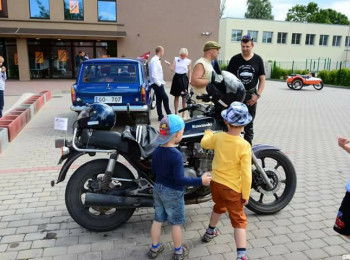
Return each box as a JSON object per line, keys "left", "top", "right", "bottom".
{"left": 82, "top": 64, "right": 137, "bottom": 83}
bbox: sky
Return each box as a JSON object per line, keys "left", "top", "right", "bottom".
{"left": 223, "top": 0, "right": 350, "bottom": 21}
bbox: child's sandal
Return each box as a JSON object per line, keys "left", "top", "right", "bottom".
{"left": 148, "top": 243, "right": 164, "bottom": 259}
{"left": 173, "top": 245, "right": 189, "bottom": 260}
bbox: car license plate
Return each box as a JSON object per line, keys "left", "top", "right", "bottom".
{"left": 94, "top": 96, "right": 122, "bottom": 103}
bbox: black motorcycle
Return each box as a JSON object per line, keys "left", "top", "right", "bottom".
{"left": 53, "top": 73, "right": 297, "bottom": 232}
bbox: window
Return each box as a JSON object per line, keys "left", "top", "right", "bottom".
{"left": 277, "top": 32, "right": 287, "bottom": 44}
{"left": 98, "top": 0, "right": 116, "bottom": 22}
{"left": 305, "top": 34, "right": 315, "bottom": 45}
{"left": 0, "top": 0, "right": 8, "bottom": 18}
{"left": 346, "top": 36, "right": 350, "bottom": 47}
{"left": 82, "top": 64, "right": 137, "bottom": 83}
{"left": 291, "top": 33, "right": 301, "bottom": 45}
{"left": 247, "top": 30, "right": 258, "bottom": 42}
{"left": 29, "top": 0, "right": 50, "bottom": 19}
{"left": 231, "top": 30, "right": 242, "bottom": 42}
{"left": 262, "top": 31, "right": 273, "bottom": 43}
{"left": 319, "top": 35, "right": 329, "bottom": 46}
{"left": 64, "top": 0, "right": 84, "bottom": 20}
{"left": 332, "top": 35, "right": 342, "bottom": 47}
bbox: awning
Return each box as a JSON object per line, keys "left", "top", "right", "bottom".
{"left": 0, "top": 27, "right": 127, "bottom": 39}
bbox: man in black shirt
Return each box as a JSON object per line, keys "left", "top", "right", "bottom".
{"left": 227, "top": 35, "right": 266, "bottom": 144}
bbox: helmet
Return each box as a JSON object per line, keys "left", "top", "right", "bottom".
{"left": 206, "top": 71, "right": 246, "bottom": 111}
{"left": 77, "top": 103, "right": 116, "bottom": 130}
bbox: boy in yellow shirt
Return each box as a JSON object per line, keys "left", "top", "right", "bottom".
{"left": 201, "top": 102, "right": 252, "bottom": 260}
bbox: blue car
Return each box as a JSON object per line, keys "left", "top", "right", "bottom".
{"left": 71, "top": 58, "right": 155, "bottom": 124}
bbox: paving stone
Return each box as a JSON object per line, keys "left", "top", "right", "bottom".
{"left": 53, "top": 255, "right": 78, "bottom": 260}
{"left": 43, "top": 246, "right": 68, "bottom": 257}
{"left": 323, "top": 245, "right": 348, "bottom": 256}
{"left": 17, "top": 249, "right": 43, "bottom": 259}
{"left": 102, "top": 248, "right": 126, "bottom": 259}
{"left": 0, "top": 234, "right": 25, "bottom": 243}
{"left": 284, "top": 241, "right": 310, "bottom": 252}
{"left": 207, "top": 243, "right": 231, "bottom": 254}
{"left": 68, "top": 244, "right": 91, "bottom": 254}
{"left": 32, "top": 239, "right": 56, "bottom": 248}
{"left": 246, "top": 248, "right": 269, "bottom": 259}
{"left": 249, "top": 238, "right": 272, "bottom": 248}
{"left": 267, "top": 235, "right": 292, "bottom": 245}
{"left": 304, "top": 248, "right": 329, "bottom": 259}
{"left": 283, "top": 251, "right": 310, "bottom": 260}
{"left": 264, "top": 244, "right": 290, "bottom": 256}
{"left": 0, "top": 251, "right": 18, "bottom": 260}
{"left": 7, "top": 241, "right": 32, "bottom": 251}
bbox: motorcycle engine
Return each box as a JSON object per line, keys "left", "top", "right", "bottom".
{"left": 179, "top": 143, "right": 214, "bottom": 177}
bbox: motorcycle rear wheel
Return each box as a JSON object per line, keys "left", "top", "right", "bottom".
{"left": 65, "top": 159, "right": 137, "bottom": 232}
{"left": 292, "top": 79, "right": 303, "bottom": 90}
{"left": 247, "top": 150, "right": 297, "bottom": 215}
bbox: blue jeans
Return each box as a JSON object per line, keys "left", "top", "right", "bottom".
{"left": 153, "top": 183, "right": 185, "bottom": 225}
{"left": 152, "top": 84, "right": 171, "bottom": 120}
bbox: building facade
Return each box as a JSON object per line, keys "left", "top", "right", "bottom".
{"left": 0, "top": 0, "right": 220, "bottom": 80}
{"left": 219, "top": 18, "right": 350, "bottom": 71}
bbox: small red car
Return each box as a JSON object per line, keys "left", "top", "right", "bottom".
{"left": 286, "top": 73, "right": 323, "bottom": 90}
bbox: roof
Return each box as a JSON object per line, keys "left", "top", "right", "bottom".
{"left": 83, "top": 58, "right": 141, "bottom": 64}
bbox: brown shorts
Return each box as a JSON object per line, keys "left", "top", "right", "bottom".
{"left": 211, "top": 181, "right": 247, "bottom": 229}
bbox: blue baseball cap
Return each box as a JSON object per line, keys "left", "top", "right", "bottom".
{"left": 156, "top": 114, "right": 185, "bottom": 145}
{"left": 221, "top": 102, "right": 252, "bottom": 126}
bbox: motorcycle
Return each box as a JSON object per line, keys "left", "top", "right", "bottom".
{"left": 286, "top": 72, "right": 323, "bottom": 90}
{"left": 53, "top": 74, "right": 297, "bottom": 232}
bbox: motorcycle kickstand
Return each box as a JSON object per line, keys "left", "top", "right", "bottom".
{"left": 101, "top": 153, "right": 118, "bottom": 190}
{"left": 252, "top": 153, "right": 274, "bottom": 190}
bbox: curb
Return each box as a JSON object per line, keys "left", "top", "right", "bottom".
{"left": 0, "top": 90, "right": 52, "bottom": 154}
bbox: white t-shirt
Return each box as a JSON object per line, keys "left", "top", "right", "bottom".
{"left": 174, "top": 57, "right": 191, "bottom": 74}
{"left": 148, "top": 55, "right": 165, "bottom": 86}
{"left": 0, "top": 72, "right": 7, "bottom": 91}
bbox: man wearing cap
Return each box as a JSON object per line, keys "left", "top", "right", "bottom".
{"left": 227, "top": 35, "right": 266, "bottom": 145}
{"left": 191, "top": 41, "right": 221, "bottom": 106}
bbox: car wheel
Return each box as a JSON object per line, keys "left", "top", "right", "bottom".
{"left": 292, "top": 79, "right": 303, "bottom": 90}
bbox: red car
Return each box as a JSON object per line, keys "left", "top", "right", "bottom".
{"left": 286, "top": 73, "right": 323, "bottom": 90}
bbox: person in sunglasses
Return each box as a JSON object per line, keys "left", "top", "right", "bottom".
{"left": 227, "top": 35, "right": 266, "bottom": 145}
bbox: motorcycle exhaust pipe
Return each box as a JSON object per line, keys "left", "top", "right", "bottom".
{"left": 84, "top": 193, "right": 153, "bottom": 208}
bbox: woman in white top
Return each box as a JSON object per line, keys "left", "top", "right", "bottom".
{"left": 169, "top": 48, "right": 192, "bottom": 118}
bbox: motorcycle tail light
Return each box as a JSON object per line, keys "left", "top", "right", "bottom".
{"left": 141, "top": 86, "right": 146, "bottom": 103}
{"left": 71, "top": 85, "right": 76, "bottom": 103}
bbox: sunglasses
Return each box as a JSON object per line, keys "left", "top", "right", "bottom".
{"left": 241, "top": 35, "right": 253, "bottom": 43}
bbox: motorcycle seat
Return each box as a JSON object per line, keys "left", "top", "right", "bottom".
{"left": 79, "top": 129, "right": 141, "bottom": 158}
{"left": 122, "top": 125, "right": 159, "bottom": 159}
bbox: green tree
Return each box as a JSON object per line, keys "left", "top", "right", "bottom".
{"left": 285, "top": 2, "right": 318, "bottom": 22}
{"left": 245, "top": 0, "right": 274, "bottom": 20}
{"left": 286, "top": 2, "right": 349, "bottom": 25}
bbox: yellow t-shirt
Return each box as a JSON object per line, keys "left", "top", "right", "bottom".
{"left": 200, "top": 130, "right": 252, "bottom": 200}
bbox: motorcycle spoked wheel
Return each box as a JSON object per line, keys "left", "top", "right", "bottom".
{"left": 65, "top": 159, "right": 137, "bottom": 232}
{"left": 313, "top": 82, "right": 323, "bottom": 90}
{"left": 287, "top": 83, "right": 293, "bottom": 89}
{"left": 292, "top": 79, "right": 303, "bottom": 90}
{"left": 246, "top": 150, "right": 297, "bottom": 215}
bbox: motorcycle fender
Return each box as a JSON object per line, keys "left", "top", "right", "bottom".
{"left": 252, "top": 144, "right": 280, "bottom": 155}
{"left": 56, "top": 151, "right": 85, "bottom": 184}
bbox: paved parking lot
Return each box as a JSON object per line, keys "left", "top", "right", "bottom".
{"left": 0, "top": 81, "right": 350, "bottom": 259}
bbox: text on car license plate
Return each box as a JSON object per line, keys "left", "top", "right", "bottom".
{"left": 94, "top": 96, "right": 122, "bottom": 103}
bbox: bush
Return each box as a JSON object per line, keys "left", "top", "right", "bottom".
{"left": 318, "top": 69, "right": 350, "bottom": 86}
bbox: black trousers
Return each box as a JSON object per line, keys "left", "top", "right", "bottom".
{"left": 244, "top": 93, "right": 257, "bottom": 145}
{"left": 0, "top": 90, "right": 4, "bottom": 118}
{"left": 152, "top": 84, "right": 171, "bottom": 120}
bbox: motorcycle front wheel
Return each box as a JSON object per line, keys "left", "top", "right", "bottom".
{"left": 313, "top": 82, "right": 323, "bottom": 90}
{"left": 247, "top": 150, "right": 297, "bottom": 215}
{"left": 65, "top": 159, "right": 137, "bottom": 232}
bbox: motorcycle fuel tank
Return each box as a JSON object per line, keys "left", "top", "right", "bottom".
{"left": 182, "top": 117, "right": 222, "bottom": 141}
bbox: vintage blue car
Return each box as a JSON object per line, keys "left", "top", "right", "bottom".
{"left": 71, "top": 58, "right": 154, "bottom": 124}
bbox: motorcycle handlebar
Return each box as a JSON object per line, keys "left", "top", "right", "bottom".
{"left": 196, "top": 95, "right": 211, "bottom": 103}
{"left": 178, "top": 104, "right": 200, "bottom": 113}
